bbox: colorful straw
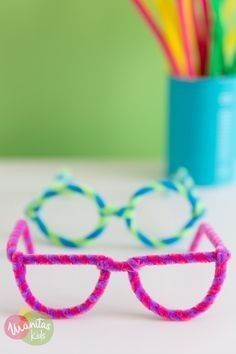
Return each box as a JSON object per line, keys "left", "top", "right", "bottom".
{"left": 132, "top": 0, "right": 181, "bottom": 75}
{"left": 192, "top": 0, "right": 211, "bottom": 75}
{"left": 177, "top": 0, "right": 198, "bottom": 77}
{"left": 222, "top": 0, "right": 236, "bottom": 73}
{"left": 209, "top": 0, "right": 224, "bottom": 75}
{"left": 154, "top": 0, "right": 188, "bottom": 76}
{"left": 131, "top": 0, "right": 236, "bottom": 77}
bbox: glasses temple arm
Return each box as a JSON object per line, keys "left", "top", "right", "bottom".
{"left": 52, "top": 170, "right": 73, "bottom": 186}
{"left": 173, "top": 168, "right": 195, "bottom": 191}
{"left": 189, "top": 223, "right": 226, "bottom": 252}
{"left": 7, "top": 220, "right": 34, "bottom": 261}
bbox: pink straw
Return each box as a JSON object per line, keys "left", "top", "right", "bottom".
{"left": 132, "top": 0, "right": 180, "bottom": 75}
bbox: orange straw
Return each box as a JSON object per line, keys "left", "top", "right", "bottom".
{"left": 177, "top": 0, "right": 197, "bottom": 77}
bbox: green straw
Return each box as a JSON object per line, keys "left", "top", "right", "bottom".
{"left": 209, "top": 0, "right": 224, "bottom": 76}
{"left": 222, "top": 1, "right": 236, "bottom": 75}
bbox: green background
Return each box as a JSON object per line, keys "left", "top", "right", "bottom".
{"left": 0, "top": 0, "right": 166, "bottom": 157}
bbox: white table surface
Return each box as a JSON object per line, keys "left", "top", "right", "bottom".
{"left": 0, "top": 160, "right": 235, "bottom": 353}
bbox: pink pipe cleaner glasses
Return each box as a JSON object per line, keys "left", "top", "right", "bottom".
{"left": 7, "top": 220, "right": 230, "bottom": 321}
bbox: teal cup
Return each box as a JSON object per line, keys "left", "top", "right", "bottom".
{"left": 168, "top": 76, "right": 236, "bottom": 185}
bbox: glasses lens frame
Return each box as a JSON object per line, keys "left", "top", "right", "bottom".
{"left": 125, "top": 179, "right": 204, "bottom": 248}
{"left": 8, "top": 221, "right": 230, "bottom": 321}
{"left": 127, "top": 250, "right": 228, "bottom": 321}
{"left": 26, "top": 172, "right": 205, "bottom": 249}
{"left": 12, "top": 252, "right": 111, "bottom": 319}
{"left": 26, "top": 182, "right": 108, "bottom": 248}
